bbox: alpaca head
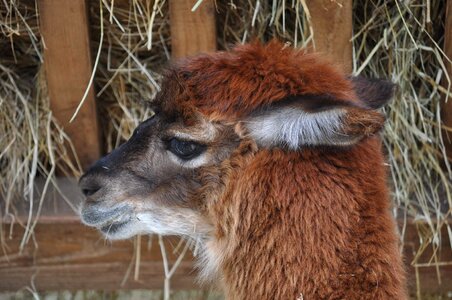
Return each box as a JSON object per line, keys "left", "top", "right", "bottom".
{"left": 79, "top": 41, "right": 394, "bottom": 240}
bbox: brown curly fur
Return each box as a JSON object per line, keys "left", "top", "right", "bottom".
{"left": 170, "top": 41, "right": 408, "bottom": 299}
{"left": 158, "top": 40, "right": 361, "bottom": 120}
{"left": 199, "top": 140, "right": 406, "bottom": 299}
{"left": 83, "top": 40, "right": 407, "bottom": 299}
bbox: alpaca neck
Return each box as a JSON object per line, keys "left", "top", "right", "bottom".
{"left": 210, "top": 149, "right": 353, "bottom": 299}
{"left": 208, "top": 143, "right": 405, "bottom": 299}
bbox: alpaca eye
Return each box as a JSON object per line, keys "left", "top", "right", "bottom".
{"left": 167, "top": 138, "right": 206, "bottom": 160}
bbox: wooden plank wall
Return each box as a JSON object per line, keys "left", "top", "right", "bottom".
{"left": 0, "top": 0, "right": 216, "bottom": 293}
{"left": 0, "top": 223, "right": 196, "bottom": 291}
{"left": 1, "top": 207, "right": 450, "bottom": 294}
{"left": 306, "top": 0, "right": 353, "bottom": 73}
{"left": 442, "top": 0, "right": 452, "bottom": 160}
{"left": 1, "top": 0, "right": 451, "bottom": 295}
{"left": 169, "top": 0, "right": 216, "bottom": 58}
{"left": 403, "top": 221, "right": 452, "bottom": 297}
{"left": 39, "top": 0, "right": 100, "bottom": 171}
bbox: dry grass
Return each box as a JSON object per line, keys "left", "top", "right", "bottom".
{"left": 0, "top": 0, "right": 81, "bottom": 252}
{"left": 216, "top": 0, "right": 312, "bottom": 49}
{"left": 89, "top": 0, "right": 170, "bottom": 152}
{"left": 217, "top": 1, "right": 452, "bottom": 289}
{"left": 0, "top": 0, "right": 451, "bottom": 298}
{"left": 352, "top": 3, "right": 452, "bottom": 289}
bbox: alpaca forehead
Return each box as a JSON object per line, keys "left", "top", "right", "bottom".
{"left": 155, "top": 43, "right": 358, "bottom": 124}
{"left": 165, "top": 114, "right": 218, "bottom": 142}
{"left": 166, "top": 43, "right": 357, "bottom": 120}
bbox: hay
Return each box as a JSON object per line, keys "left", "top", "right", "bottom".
{"left": 351, "top": 1, "right": 452, "bottom": 283}
{"left": 218, "top": 0, "right": 452, "bottom": 277}
{"left": 91, "top": 0, "right": 452, "bottom": 294}
{"left": 216, "top": 0, "right": 312, "bottom": 49}
{"left": 0, "top": 0, "right": 451, "bottom": 297}
{"left": 89, "top": 0, "right": 169, "bottom": 151}
{"left": 0, "top": 0, "right": 81, "bottom": 252}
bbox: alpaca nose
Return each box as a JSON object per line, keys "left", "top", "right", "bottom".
{"left": 79, "top": 173, "right": 103, "bottom": 199}
{"left": 79, "top": 137, "right": 129, "bottom": 200}
{"left": 79, "top": 154, "right": 115, "bottom": 199}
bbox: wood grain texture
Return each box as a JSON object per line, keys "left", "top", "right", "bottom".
{"left": 306, "top": 0, "right": 353, "bottom": 73}
{"left": 402, "top": 220, "right": 452, "bottom": 296}
{"left": 0, "top": 178, "right": 196, "bottom": 291}
{"left": 169, "top": 0, "right": 216, "bottom": 58}
{"left": 0, "top": 178, "right": 451, "bottom": 293}
{"left": 442, "top": 0, "right": 452, "bottom": 160}
{"left": 39, "top": 0, "right": 100, "bottom": 170}
{"left": 0, "top": 177, "right": 83, "bottom": 224}
{"left": 0, "top": 217, "right": 450, "bottom": 294}
{"left": 0, "top": 222, "right": 196, "bottom": 291}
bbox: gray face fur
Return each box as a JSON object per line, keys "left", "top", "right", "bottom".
{"left": 79, "top": 112, "right": 239, "bottom": 240}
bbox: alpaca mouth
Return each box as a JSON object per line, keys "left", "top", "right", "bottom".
{"left": 80, "top": 202, "right": 132, "bottom": 227}
{"left": 100, "top": 220, "right": 130, "bottom": 234}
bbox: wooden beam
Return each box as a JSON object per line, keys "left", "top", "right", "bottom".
{"left": 0, "top": 222, "right": 196, "bottom": 291}
{"left": 306, "top": 0, "right": 353, "bottom": 73}
{"left": 0, "top": 178, "right": 196, "bottom": 291}
{"left": 403, "top": 220, "right": 452, "bottom": 296}
{"left": 1, "top": 179, "right": 451, "bottom": 293}
{"left": 442, "top": 0, "right": 452, "bottom": 160}
{"left": 39, "top": 0, "right": 100, "bottom": 170}
{"left": 0, "top": 177, "right": 82, "bottom": 224}
{"left": 1, "top": 219, "right": 450, "bottom": 294}
{"left": 169, "top": 0, "right": 217, "bottom": 58}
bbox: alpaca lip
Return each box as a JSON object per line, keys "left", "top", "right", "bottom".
{"left": 100, "top": 220, "right": 130, "bottom": 234}
{"left": 81, "top": 203, "right": 132, "bottom": 227}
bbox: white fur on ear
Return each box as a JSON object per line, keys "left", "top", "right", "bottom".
{"left": 245, "top": 107, "right": 359, "bottom": 149}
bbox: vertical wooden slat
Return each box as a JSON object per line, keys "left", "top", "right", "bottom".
{"left": 306, "top": 0, "right": 353, "bottom": 73}
{"left": 169, "top": 0, "right": 217, "bottom": 58}
{"left": 39, "top": 0, "right": 100, "bottom": 170}
{"left": 442, "top": 0, "right": 452, "bottom": 160}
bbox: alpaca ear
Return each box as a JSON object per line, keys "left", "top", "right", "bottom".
{"left": 350, "top": 76, "right": 396, "bottom": 109}
{"left": 242, "top": 96, "right": 387, "bottom": 149}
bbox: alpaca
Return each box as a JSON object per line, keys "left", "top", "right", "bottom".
{"left": 79, "top": 41, "right": 407, "bottom": 299}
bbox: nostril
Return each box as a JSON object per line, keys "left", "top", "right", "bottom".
{"left": 79, "top": 175, "right": 103, "bottom": 198}
{"left": 82, "top": 186, "right": 101, "bottom": 197}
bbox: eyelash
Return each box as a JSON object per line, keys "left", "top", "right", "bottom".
{"left": 166, "top": 138, "right": 206, "bottom": 160}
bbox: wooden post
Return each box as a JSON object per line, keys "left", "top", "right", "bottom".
{"left": 306, "top": 0, "right": 353, "bottom": 73}
{"left": 442, "top": 0, "right": 452, "bottom": 160}
{"left": 39, "top": 0, "right": 100, "bottom": 170}
{"left": 169, "top": 0, "right": 217, "bottom": 58}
